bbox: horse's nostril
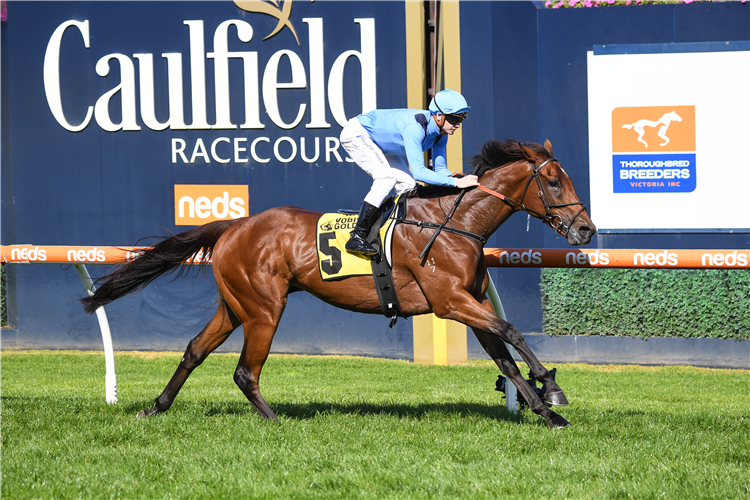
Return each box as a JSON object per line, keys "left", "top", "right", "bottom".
{"left": 578, "top": 225, "right": 592, "bottom": 236}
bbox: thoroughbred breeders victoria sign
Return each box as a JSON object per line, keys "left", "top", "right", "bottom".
{"left": 33, "top": 1, "right": 400, "bottom": 227}
{"left": 587, "top": 42, "right": 750, "bottom": 233}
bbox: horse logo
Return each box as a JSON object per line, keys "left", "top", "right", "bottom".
{"left": 612, "top": 106, "right": 695, "bottom": 153}
{"left": 234, "top": 0, "right": 309, "bottom": 46}
{"left": 621, "top": 111, "right": 682, "bottom": 148}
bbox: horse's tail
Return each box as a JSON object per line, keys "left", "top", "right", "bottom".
{"left": 621, "top": 123, "right": 633, "bottom": 130}
{"left": 80, "top": 220, "right": 237, "bottom": 314}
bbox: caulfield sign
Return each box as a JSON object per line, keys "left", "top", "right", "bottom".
{"left": 611, "top": 105, "right": 696, "bottom": 193}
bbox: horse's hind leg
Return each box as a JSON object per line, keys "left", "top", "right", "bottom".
{"left": 220, "top": 275, "right": 289, "bottom": 421}
{"left": 233, "top": 317, "right": 283, "bottom": 421}
{"left": 137, "top": 298, "right": 240, "bottom": 417}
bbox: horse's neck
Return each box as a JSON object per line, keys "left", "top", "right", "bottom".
{"left": 410, "top": 162, "right": 527, "bottom": 240}
{"left": 459, "top": 166, "right": 527, "bottom": 237}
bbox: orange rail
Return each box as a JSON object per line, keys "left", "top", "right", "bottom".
{"left": 1, "top": 245, "right": 749, "bottom": 269}
{"left": 0, "top": 245, "right": 208, "bottom": 265}
{"left": 483, "top": 248, "right": 750, "bottom": 269}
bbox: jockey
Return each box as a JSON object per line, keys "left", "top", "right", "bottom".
{"left": 340, "top": 89, "right": 480, "bottom": 257}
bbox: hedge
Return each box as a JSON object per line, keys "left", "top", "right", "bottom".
{"left": 540, "top": 268, "right": 750, "bottom": 340}
{"left": 1, "top": 265, "right": 6, "bottom": 327}
{"left": 544, "top": 0, "right": 724, "bottom": 8}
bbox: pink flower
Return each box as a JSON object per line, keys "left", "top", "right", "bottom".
{"left": 683, "top": 0, "right": 694, "bottom": 3}
{"left": 545, "top": 0, "right": 553, "bottom": 6}
{"left": 554, "top": 0, "right": 565, "bottom": 8}
{"left": 569, "top": 0, "right": 579, "bottom": 6}
{"left": 626, "top": 0, "right": 631, "bottom": 4}
{"left": 1, "top": 1, "right": 7, "bottom": 22}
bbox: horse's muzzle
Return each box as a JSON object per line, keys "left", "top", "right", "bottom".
{"left": 566, "top": 221, "right": 596, "bottom": 246}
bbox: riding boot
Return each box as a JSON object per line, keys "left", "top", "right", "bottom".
{"left": 345, "top": 201, "right": 379, "bottom": 256}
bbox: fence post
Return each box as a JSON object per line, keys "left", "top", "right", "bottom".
{"left": 486, "top": 274, "right": 518, "bottom": 412}
{"left": 74, "top": 264, "right": 117, "bottom": 404}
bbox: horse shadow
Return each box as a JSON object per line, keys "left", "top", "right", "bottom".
{"left": 192, "top": 400, "right": 529, "bottom": 425}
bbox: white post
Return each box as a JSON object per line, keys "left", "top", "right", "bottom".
{"left": 74, "top": 264, "right": 117, "bottom": 404}
{"left": 486, "top": 274, "right": 518, "bottom": 412}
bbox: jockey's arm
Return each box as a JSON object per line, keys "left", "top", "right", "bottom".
{"left": 427, "top": 135, "right": 479, "bottom": 189}
{"left": 403, "top": 125, "right": 457, "bottom": 187}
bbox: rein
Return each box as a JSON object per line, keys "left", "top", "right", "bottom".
{"left": 413, "top": 156, "right": 588, "bottom": 260}
{"left": 416, "top": 163, "right": 484, "bottom": 259}
{"left": 478, "top": 157, "right": 587, "bottom": 239}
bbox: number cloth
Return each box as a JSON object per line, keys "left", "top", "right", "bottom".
{"left": 316, "top": 210, "right": 398, "bottom": 281}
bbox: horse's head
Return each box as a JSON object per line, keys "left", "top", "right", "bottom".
{"left": 472, "top": 139, "right": 596, "bottom": 246}
{"left": 517, "top": 140, "right": 596, "bottom": 245}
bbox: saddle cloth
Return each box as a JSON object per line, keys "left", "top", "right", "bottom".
{"left": 316, "top": 196, "right": 403, "bottom": 281}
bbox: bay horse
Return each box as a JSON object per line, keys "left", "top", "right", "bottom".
{"left": 82, "top": 138, "right": 596, "bottom": 429}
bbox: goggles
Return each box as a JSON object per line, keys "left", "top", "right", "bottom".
{"left": 445, "top": 112, "right": 468, "bottom": 125}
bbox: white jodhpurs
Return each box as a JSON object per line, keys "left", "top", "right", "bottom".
{"left": 340, "top": 118, "right": 417, "bottom": 208}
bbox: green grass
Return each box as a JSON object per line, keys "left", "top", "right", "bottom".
{"left": 2, "top": 352, "right": 748, "bottom": 499}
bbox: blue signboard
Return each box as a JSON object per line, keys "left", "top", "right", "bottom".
{"left": 2, "top": 1, "right": 413, "bottom": 353}
{"left": 612, "top": 153, "right": 696, "bottom": 193}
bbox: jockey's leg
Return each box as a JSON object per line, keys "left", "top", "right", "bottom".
{"left": 387, "top": 155, "right": 417, "bottom": 195}
{"left": 340, "top": 118, "right": 397, "bottom": 257}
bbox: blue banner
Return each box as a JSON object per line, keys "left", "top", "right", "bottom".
{"left": 612, "top": 154, "right": 696, "bottom": 193}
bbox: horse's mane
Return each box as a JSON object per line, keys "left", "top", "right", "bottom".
{"left": 410, "top": 139, "right": 551, "bottom": 199}
{"left": 468, "top": 138, "right": 551, "bottom": 178}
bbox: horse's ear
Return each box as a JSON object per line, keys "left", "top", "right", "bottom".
{"left": 544, "top": 139, "right": 553, "bottom": 156}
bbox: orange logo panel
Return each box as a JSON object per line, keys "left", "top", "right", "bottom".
{"left": 612, "top": 106, "right": 695, "bottom": 153}
{"left": 174, "top": 185, "right": 248, "bottom": 226}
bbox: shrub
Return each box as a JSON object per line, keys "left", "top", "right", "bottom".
{"left": 544, "top": 0, "right": 741, "bottom": 8}
{"left": 541, "top": 268, "right": 750, "bottom": 339}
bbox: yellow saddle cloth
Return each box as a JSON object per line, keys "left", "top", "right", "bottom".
{"left": 316, "top": 205, "right": 399, "bottom": 281}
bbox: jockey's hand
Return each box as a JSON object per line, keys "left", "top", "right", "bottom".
{"left": 455, "top": 175, "right": 479, "bottom": 189}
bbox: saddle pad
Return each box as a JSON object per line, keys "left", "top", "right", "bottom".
{"left": 316, "top": 209, "right": 398, "bottom": 281}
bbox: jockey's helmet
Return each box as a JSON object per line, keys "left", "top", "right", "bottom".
{"left": 429, "top": 89, "right": 470, "bottom": 117}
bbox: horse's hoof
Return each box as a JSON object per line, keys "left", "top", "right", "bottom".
{"left": 547, "top": 413, "right": 571, "bottom": 429}
{"left": 543, "top": 390, "right": 569, "bottom": 407}
{"left": 136, "top": 407, "right": 159, "bottom": 418}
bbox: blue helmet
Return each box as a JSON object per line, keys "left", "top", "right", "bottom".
{"left": 429, "top": 89, "right": 470, "bottom": 116}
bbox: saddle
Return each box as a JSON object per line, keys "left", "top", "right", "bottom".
{"left": 338, "top": 195, "right": 407, "bottom": 328}
{"left": 319, "top": 189, "right": 486, "bottom": 328}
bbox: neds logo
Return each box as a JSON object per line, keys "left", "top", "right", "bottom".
{"left": 175, "top": 184, "right": 248, "bottom": 225}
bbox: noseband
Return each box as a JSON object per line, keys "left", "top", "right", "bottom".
{"left": 478, "top": 157, "right": 587, "bottom": 238}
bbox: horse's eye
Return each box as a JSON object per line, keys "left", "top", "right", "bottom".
{"left": 548, "top": 179, "right": 560, "bottom": 188}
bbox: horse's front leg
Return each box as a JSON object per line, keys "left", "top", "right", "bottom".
{"left": 469, "top": 295, "right": 568, "bottom": 407}
{"left": 430, "top": 292, "right": 570, "bottom": 428}
{"left": 472, "top": 326, "right": 568, "bottom": 407}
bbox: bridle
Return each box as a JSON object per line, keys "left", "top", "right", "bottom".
{"left": 414, "top": 156, "right": 588, "bottom": 260}
{"left": 477, "top": 157, "right": 587, "bottom": 238}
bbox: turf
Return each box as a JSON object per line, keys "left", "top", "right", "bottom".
{"left": 1, "top": 351, "right": 748, "bottom": 499}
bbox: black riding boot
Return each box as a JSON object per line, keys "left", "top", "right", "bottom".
{"left": 345, "top": 201, "right": 379, "bottom": 256}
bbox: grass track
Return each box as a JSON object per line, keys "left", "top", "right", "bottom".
{"left": 1, "top": 351, "right": 748, "bottom": 499}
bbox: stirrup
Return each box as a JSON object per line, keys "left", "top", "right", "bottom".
{"left": 345, "top": 233, "right": 376, "bottom": 256}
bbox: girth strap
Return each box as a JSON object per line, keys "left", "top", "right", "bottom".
{"left": 397, "top": 218, "right": 486, "bottom": 245}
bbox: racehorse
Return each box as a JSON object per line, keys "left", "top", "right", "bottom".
{"left": 82, "top": 138, "right": 596, "bottom": 429}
